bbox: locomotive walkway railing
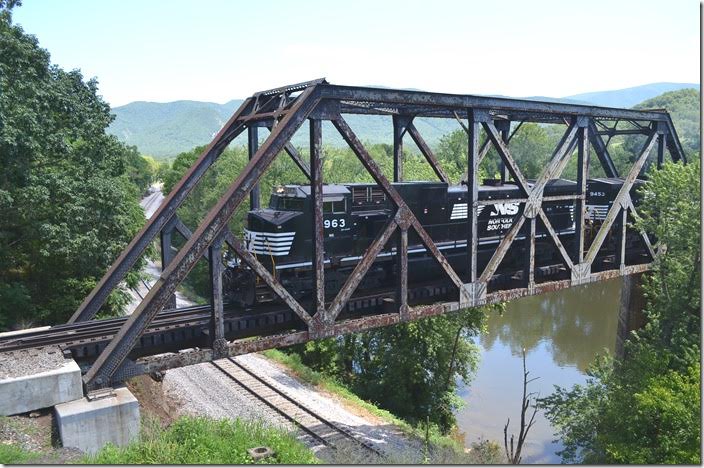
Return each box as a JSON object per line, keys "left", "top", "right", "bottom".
{"left": 69, "top": 79, "right": 686, "bottom": 389}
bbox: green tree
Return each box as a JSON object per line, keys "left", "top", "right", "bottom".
{"left": 540, "top": 161, "right": 701, "bottom": 464}
{"left": 0, "top": 4, "right": 146, "bottom": 328}
{"left": 290, "top": 307, "right": 492, "bottom": 433}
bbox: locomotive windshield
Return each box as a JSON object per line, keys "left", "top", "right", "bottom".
{"left": 269, "top": 195, "right": 305, "bottom": 212}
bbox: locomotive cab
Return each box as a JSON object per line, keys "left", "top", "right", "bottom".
{"left": 244, "top": 184, "right": 353, "bottom": 264}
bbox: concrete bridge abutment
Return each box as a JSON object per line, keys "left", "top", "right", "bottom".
{"left": 0, "top": 339, "right": 140, "bottom": 455}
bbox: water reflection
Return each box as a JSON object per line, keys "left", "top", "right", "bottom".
{"left": 482, "top": 278, "right": 620, "bottom": 371}
{"left": 456, "top": 278, "right": 622, "bottom": 463}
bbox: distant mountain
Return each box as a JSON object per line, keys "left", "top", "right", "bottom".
{"left": 565, "top": 82, "right": 699, "bottom": 108}
{"left": 109, "top": 99, "right": 243, "bottom": 158}
{"left": 108, "top": 82, "right": 700, "bottom": 159}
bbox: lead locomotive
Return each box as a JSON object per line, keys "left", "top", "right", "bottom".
{"left": 224, "top": 177, "right": 645, "bottom": 306}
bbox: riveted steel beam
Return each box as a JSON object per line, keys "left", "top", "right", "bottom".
{"left": 309, "top": 119, "right": 326, "bottom": 325}
{"left": 406, "top": 122, "right": 450, "bottom": 184}
{"left": 70, "top": 97, "right": 256, "bottom": 323}
{"left": 584, "top": 131, "right": 658, "bottom": 265}
{"left": 318, "top": 84, "right": 671, "bottom": 121}
{"left": 159, "top": 217, "right": 178, "bottom": 310}
{"left": 208, "top": 233, "right": 225, "bottom": 355}
{"left": 83, "top": 84, "right": 322, "bottom": 389}
{"left": 393, "top": 115, "right": 412, "bottom": 182}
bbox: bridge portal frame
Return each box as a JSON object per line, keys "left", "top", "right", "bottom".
{"left": 71, "top": 79, "right": 686, "bottom": 389}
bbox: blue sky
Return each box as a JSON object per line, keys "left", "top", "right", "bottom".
{"left": 12, "top": 0, "right": 700, "bottom": 107}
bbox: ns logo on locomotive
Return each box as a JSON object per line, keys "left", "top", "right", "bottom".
{"left": 225, "top": 177, "right": 646, "bottom": 307}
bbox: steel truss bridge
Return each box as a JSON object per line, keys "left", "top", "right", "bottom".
{"left": 0, "top": 79, "right": 686, "bottom": 390}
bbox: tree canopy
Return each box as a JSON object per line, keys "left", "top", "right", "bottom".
{"left": 540, "top": 161, "right": 701, "bottom": 464}
{"left": 0, "top": 6, "right": 147, "bottom": 328}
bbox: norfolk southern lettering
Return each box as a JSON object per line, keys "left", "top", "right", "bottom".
{"left": 224, "top": 178, "right": 647, "bottom": 306}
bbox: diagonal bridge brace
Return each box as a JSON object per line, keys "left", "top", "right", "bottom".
{"left": 324, "top": 116, "right": 465, "bottom": 326}
{"left": 477, "top": 120, "right": 580, "bottom": 285}
{"left": 70, "top": 79, "right": 327, "bottom": 324}
{"left": 583, "top": 130, "right": 659, "bottom": 267}
{"left": 83, "top": 84, "right": 323, "bottom": 389}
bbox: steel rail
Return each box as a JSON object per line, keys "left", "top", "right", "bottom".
{"left": 212, "top": 358, "right": 385, "bottom": 458}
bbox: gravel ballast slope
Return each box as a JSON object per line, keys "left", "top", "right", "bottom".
{"left": 161, "top": 353, "right": 424, "bottom": 461}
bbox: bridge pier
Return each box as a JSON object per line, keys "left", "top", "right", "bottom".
{"left": 616, "top": 273, "right": 648, "bottom": 357}
{"left": 54, "top": 386, "right": 140, "bottom": 455}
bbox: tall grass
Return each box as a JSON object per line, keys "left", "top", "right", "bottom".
{"left": 82, "top": 416, "right": 319, "bottom": 464}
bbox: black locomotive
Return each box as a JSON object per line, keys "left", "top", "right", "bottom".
{"left": 224, "top": 177, "right": 647, "bottom": 306}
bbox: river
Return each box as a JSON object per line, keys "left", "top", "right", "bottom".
{"left": 455, "top": 278, "right": 623, "bottom": 464}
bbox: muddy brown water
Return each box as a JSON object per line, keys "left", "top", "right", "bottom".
{"left": 456, "top": 277, "right": 623, "bottom": 464}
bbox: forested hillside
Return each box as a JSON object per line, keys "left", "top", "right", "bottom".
{"left": 636, "top": 88, "right": 700, "bottom": 153}
{"left": 566, "top": 82, "right": 699, "bottom": 108}
{"left": 109, "top": 82, "right": 699, "bottom": 160}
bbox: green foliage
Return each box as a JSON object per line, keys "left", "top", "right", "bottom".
{"left": 83, "top": 415, "right": 318, "bottom": 464}
{"left": 0, "top": 442, "right": 37, "bottom": 464}
{"left": 0, "top": 8, "right": 147, "bottom": 328}
{"left": 636, "top": 88, "right": 700, "bottom": 154}
{"left": 540, "top": 161, "right": 701, "bottom": 464}
{"left": 122, "top": 146, "right": 160, "bottom": 194}
{"left": 286, "top": 307, "right": 490, "bottom": 433}
{"left": 262, "top": 348, "right": 465, "bottom": 452}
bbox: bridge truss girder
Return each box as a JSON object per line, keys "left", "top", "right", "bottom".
{"left": 72, "top": 79, "right": 686, "bottom": 389}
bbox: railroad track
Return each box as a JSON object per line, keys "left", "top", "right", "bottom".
{"left": 211, "top": 357, "right": 385, "bottom": 461}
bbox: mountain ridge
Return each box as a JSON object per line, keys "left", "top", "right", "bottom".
{"left": 108, "top": 82, "right": 699, "bottom": 159}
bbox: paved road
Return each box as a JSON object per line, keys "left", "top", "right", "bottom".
{"left": 125, "top": 184, "right": 195, "bottom": 314}
{"left": 140, "top": 185, "right": 164, "bottom": 220}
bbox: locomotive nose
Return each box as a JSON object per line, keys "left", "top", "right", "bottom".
{"left": 244, "top": 210, "right": 299, "bottom": 257}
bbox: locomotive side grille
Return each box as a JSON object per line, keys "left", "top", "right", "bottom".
{"left": 244, "top": 229, "right": 295, "bottom": 256}
{"left": 586, "top": 204, "right": 609, "bottom": 221}
{"left": 450, "top": 203, "right": 485, "bottom": 220}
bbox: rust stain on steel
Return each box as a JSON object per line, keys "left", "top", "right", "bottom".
{"left": 83, "top": 85, "right": 323, "bottom": 389}
{"left": 406, "top": 122, "right": 450, "bottom": 184}
{"left": 309, "top": 119, "right": 326, "bottom": 322}
{"left": 396, "top": 225, "right": 409, "bottom": 318}
{"left": 70, "top": 97, "right": 255, "bottom": 323}
{"left": 116, "top": 263, "right": 653, "bottom": 381}
{"left": 467, "top": 113, "right": 480, "bottom": 282}
{"left": 574, "top": 125, "right": 589, "bottom": 263}
{"left": 585, "top": 131, "right": 658, "bottom": 265}
{"left": 327, "top": 219, "right": 398, "bottom": 322}
{"left": 479, "top": 213, "right": 527, "bottom": 283}
{"left": 225, "top": 231, "right": 313, "bottom": 326}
